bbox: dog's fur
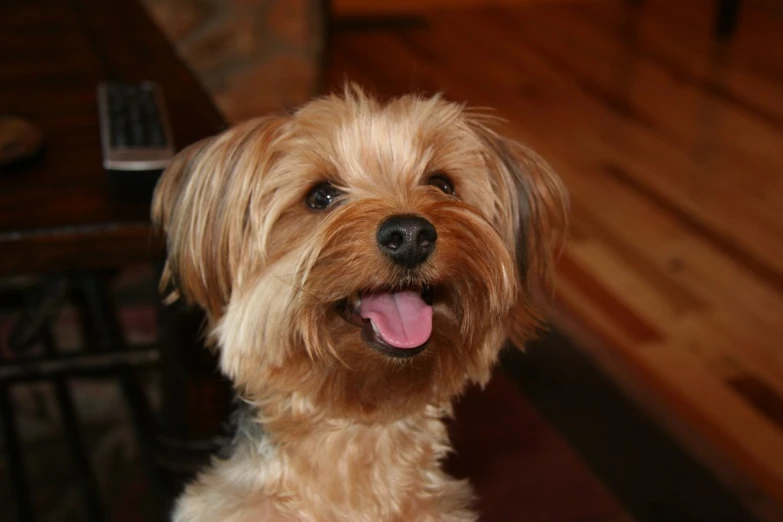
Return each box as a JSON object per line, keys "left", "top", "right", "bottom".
{"left": 152, "top": 86, "right": 567, "bottom": 522}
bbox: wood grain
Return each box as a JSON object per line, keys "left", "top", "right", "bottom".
{"left": 328, "top": 0, "right": 783, "bottom": 517}
{"left": 332, "top": 0, "right": 604, "bottom": 17}
{"left": 0, "top": 0, "right": 224, "bottom": 273}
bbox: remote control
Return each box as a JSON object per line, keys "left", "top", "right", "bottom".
{"left": 97, "top": 81, "right": 175, "bottom": 172}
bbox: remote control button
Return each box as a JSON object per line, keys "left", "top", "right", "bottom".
{"left": 99, "top": 81, "right": 174, "bottom": 168}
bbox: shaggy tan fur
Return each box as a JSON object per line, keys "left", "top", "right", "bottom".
{"left": 152, "top": 85, "right": 567, "bottom": 522}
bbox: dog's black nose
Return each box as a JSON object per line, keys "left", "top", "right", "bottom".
{"left": 377, "top": 214, "right": 437, "bottom": 268}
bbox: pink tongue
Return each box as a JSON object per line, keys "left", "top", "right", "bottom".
{"left": 358, "top": 290, "right": 433, "bottom": 349}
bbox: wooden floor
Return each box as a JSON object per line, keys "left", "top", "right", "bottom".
{"left": 327, "top": 0, "right": 783, "bottom": 518}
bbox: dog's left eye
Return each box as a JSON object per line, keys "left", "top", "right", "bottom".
{"left": 306, "top": 182, "right": 343, "bottom": 210}
{"left": 427, "top": 173, "right": 455, "bottom": 196}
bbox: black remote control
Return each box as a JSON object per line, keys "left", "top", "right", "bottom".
{"left": 97, "top": 81, "right": 175, "bottom": 189}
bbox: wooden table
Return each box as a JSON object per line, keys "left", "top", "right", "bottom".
{"left": 0, "top": 0, "right": 225, "bottom": 274}
{"left": 0, "top": 1, "right": 228, "bottom": 520}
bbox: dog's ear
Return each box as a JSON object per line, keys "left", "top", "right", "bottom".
{"left": 468, "top": 119, "right": 568, "bottom": 348}
{"left": 151, "top": 116, "right": 287, "bottom": 318}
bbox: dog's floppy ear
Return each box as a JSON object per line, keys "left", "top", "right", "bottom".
{"left": 151, "top": 116, "right": 287, "bottom": 318}
{"left": 468, "top": 119, "right": 568, "bottom": 348}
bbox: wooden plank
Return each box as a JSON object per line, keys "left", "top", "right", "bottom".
{"left": 554, "top": 265, "right": 783, "bottom": 506}
{"left": 486, "top": 6, "right": 783, "bottom": 275}
{"left": 332, "top": 0, "right": 605, "bottom": 17}
{"left": 556, "top": 161, "right": 783, "bottom": 397}
{"left": 326, "top": 0, "right": 783, "bottom": 513}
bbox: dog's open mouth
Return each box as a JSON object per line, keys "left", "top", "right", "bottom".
{"left": 336, "top": 285, "right": 435, "bottom": 358}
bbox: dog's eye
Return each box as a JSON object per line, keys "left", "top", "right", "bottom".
{"left": 306, "top": 181, "right": 343, "bottom": 210}
{"left": 427, "top": 173, "right": 455, "bottom": 195}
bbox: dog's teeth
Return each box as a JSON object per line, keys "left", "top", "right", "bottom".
{"left": 351, "top": 294, "right": 361, "bottom": 312}
{"left": 371, "top": 320, "right": 381, "bottom": 336}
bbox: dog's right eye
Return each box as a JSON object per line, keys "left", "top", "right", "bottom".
{"left": 427, "top": 172, "right": 456, "bottom": 196}
{"left": 306, "top": 182, "right": 343, "bottom": 210}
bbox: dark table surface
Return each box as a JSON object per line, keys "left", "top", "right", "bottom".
{"left": 0, "top": 0, "right": 225, "bottom": 274}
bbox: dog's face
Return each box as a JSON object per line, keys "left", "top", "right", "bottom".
{"left": 153, "top": 87, "right": 566, "bottom": 423}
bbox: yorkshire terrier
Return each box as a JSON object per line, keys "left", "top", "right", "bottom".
{"left": 152, "top": 85, "right": 567, "bottom": 522}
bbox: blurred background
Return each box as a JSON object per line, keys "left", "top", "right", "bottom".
{"left": 1, "top": 0, "right": 782, "bottom": 521}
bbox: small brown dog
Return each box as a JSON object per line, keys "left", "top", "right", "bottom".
{"left": 152, "top": 85, "right": 567, "bottom": 522}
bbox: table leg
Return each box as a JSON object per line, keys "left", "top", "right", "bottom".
{"left": 715, "top": 0, "right": 742, "bottom": 39}
{"left": 74, "top": 272, "right": 170, "bottom": 521}
{"left": 0, "top": 382, "right": 36, "bottom": 522}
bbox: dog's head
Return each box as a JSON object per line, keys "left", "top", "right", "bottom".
{"left": 152, "top": 86, "right": 567, "bottom": 422}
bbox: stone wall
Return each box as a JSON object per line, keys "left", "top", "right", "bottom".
{"left": 142, "top": 0, "right": 327, "bottom": 123}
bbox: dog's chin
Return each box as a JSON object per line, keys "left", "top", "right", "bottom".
{"left": 335, "top": 284, "right": 436, "bottom": 359}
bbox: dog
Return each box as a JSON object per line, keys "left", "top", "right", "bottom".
{"left": 152, "top": 85, "right": 567, "bottom": 522}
